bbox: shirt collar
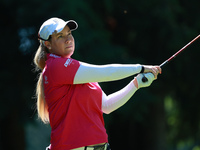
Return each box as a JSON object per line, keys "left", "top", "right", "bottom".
{"left": 47, "top": 53, "right": 61, "bottom": 59}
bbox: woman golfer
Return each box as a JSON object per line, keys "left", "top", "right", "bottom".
{"left": 34, "top": 17, "right": 161, "bottom": 150}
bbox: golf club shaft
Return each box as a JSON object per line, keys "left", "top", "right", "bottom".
{"left": 142, "top": 34, "right": 200, "bottom": 82}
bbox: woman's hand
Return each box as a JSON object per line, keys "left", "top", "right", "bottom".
{"left": 133, "top": 73, "right": 155, "bottom": 89}
{"left": 143, "top": 65, "right": 162, "bottom": 79}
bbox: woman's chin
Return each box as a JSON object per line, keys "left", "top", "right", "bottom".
{"left": 63, "top": 52, "right": 74, "bottom": 58}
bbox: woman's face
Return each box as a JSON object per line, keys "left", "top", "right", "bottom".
{"left": 45, "top": 25, "right": 75, "bottom": 58}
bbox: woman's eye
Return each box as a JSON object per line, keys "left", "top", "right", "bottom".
{"left": 57, "top": 33, "right": 71, "bottom": 39}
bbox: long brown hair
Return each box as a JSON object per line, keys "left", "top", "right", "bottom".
{"left": 34, "top": 41, "right": 49, "bottom": 123}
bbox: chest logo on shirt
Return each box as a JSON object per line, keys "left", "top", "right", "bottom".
{"left": 64, "top": 59, "right": 72, "bottom": 67}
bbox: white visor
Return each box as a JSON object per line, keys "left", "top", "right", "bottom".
{"left": 38, "top": 17, "right": 78, "bottom": 41}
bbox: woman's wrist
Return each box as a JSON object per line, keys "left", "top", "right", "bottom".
{"left": 133, "top": 78, "right": 139, "bottom": 89}
{"left": 140, "top": 65, "right": 145, "bottom": 73}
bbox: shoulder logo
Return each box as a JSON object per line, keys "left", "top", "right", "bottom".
{"left": 64, "top": 59, "right": 72, "bottom": 67}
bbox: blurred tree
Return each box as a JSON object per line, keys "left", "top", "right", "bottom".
{"left": 0, "top": 0, "right": 200, "bottom": 149}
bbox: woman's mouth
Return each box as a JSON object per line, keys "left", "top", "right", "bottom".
{"left": 65, "top": 45, "right": 73, "bottom": 49}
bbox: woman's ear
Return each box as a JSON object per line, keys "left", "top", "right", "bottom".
{"left": 44, "top": 41, "right": 52, "bottom": 50}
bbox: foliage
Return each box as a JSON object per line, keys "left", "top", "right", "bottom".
{"left": 0, "top": 0, "right": 200, "bottom": 149}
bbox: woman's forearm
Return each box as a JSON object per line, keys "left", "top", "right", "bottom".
{"left": 101, "top": 80, "right": 138, "bottom": 114}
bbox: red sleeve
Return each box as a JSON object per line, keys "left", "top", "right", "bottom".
{"left": 49, "top": 58, "right": 80, "bottom": 84}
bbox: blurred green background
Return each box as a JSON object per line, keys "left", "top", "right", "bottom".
{"left": 1, "top": 0, "right": 200, "bottom": 150}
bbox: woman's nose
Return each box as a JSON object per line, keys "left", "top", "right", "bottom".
{"left": 65, "top": 37, "right": 71, "bottom": 44}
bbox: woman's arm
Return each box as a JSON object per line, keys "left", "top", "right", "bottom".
{"left": 102, "top": 80, "right": 138, "bottom": 114}
{"left": 73, "top": 62, "right": 142, "bottom": 84}
{"left": 101, "top": 72, "right": 155, "bottom": 114}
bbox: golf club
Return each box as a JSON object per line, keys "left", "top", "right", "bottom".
{"left": 142, "top": 34, "right": 200, "bottom": 82}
